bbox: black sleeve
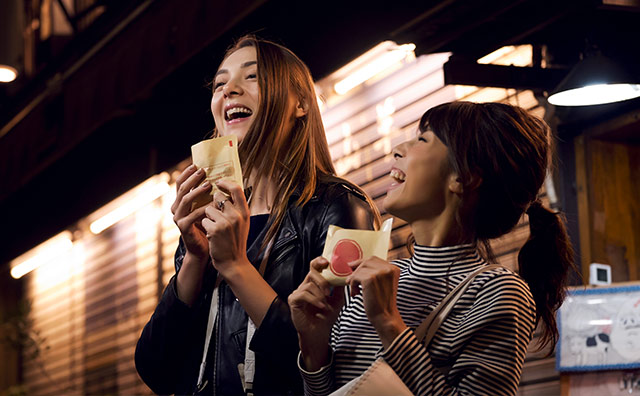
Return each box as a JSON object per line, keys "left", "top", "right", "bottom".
{"left": 134, "top": 275, "right": 203, "bottom": 394}
{"left": 135, "top": 240, "right": 216, "bottom": 395}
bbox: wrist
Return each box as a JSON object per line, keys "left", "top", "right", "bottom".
{"left": 299, "top": 337, "right": 331, "bottom": 372}
{"left": 183, "top": 250, "right": 209, "bottom": 267}
{"left": 373, "top": 316, "right": 407, "bottom": 349}
{"left": 216, "top": 257, "right": 252, "bottom": 284}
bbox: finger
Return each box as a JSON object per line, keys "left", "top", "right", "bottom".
{"left": 201, "top": 217, "right": 215, "bottom": 237}
{"left": 213, "top": 190, "right": 230, "bottom": 211}
{"left": 204, "top": 203, "right": 229, "bottom": 223}
{"left": 173, "top": 180, "right": 211, "bottom": 221}
{"left": 290, "top": 287, "right": 328, "bottom": 311}
{"left": 173, "top": 168, "right": 207, "bottom": 215}
{"left": 175, "top": 205, "right": 208, "bottom": 232}
{"left": 306, "top": 270, "right": 334, "bottom": 297}
{"left": 347, "top": 258, "right": 364, "bottom": 271}
{"left": 215, "top": 179, "right": 249, "bottom": 215}
{"left": 175, "top": 164, "right": 197, "bottom": 189}
{"left": 310, "top": 256, "right": 330, "bottom": 272}
{"left": 172, "top": 165, "right": 197, "bottom": 213}
{"left": 303, "top": 283, "right": 331, "bottom": 309}
{"left": 348, "top": 265, "right": 386, "bottom": 287}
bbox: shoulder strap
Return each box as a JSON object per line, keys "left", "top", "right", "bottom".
{"left": 415, "top": 264, "right": 502, "bottom": 346}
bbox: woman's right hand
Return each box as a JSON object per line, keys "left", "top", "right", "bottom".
{"left": 289, "top": 257, "right": 345, "bottom": 370}
{"left": 171, "top": 164, "right": 212, "bottom": 261}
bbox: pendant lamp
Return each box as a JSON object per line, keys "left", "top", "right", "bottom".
{"left": 547, "top": 49, "right": 640, "bottom": 106}
{"left": 0, "top": 0, "right": 23, "bottom": 83}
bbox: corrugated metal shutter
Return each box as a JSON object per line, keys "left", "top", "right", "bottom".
{"left": 22, "top": 199, "right": 177, "bottom": 395}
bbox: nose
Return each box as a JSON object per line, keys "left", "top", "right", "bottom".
{"left": 222, "top": 78, "right": 243, "bottom": 97}
{"left": 392, "top": 141, "right": 408, "bottom": 159}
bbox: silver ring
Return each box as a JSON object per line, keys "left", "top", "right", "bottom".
{"left": 217, "top": 199, "right": 227, "bottom": 211}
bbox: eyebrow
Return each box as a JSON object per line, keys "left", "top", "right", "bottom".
{"left": 214, "top": 61, "right": 257, "bottom": 78}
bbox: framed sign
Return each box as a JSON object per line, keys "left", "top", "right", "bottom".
{"left": 556, "top": 284, "right": 640, "bottom": 372}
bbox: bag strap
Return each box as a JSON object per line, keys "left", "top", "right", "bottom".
{"left": 415, "top": 264, "right": 501, "bottom": 346}
{"left": 195, "top": 276, "right": 223, "bottom": 393}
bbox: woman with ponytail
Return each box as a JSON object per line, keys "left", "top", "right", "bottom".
{"left": 290, "top": 101, "right": 576, "bottom": 395}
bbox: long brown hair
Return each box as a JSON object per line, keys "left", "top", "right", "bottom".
{"left": 214, "top": 35, "right": 379, "bottom": 250}
{"left": 420, "top": 101, "right": 576, "bottom": 352}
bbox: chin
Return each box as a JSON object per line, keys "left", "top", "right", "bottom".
{"left": 220, "top": 129, "right": 248, "bottom": 143}
{"left": 382, "top": 196, "right": 399, "bottom": 218}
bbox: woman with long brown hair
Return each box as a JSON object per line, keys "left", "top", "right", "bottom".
{"left": 135, "top": 35, "right": 379, "bottom": 395}
{"left": 290, "top": 101, "right": 575, "bottom": 395}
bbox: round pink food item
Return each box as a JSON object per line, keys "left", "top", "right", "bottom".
{"left": 330, "top": 239, "right": 363, "bottom": 277}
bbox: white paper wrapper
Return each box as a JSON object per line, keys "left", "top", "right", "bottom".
{"left": 320, "top": 218, "right": 393, "bottom": 286}
{"left": 190, "top": 135, "right": 243, "bottom": 211}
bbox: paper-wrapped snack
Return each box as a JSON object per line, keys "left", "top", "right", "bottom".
{"left": 190, "top": 135, "right": 243, "bottom": 211}
{"left": 321, "top": 217, "right": 393, "bottom": 286}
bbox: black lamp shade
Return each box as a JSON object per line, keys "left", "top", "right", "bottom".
{"left": 547, "top": 53, "right": 640, "bottom": 106}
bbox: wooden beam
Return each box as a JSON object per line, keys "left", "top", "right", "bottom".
{"left": 443, "top": 59, "right": 568, "bottom": 91}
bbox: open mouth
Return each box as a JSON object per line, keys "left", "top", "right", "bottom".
{"left": 225, "top": 105, "right": 253, "bottom": 122}
{"left": 390, "top": 168, "right": 406, "bottom": 183}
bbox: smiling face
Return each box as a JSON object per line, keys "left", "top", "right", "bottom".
{"left": 383, "top": 129, "right": 459, "bottom": 224}
{"left": 211, "top": 46, "right": 259, "bottom": 142}
{"left": 211, "top": 45, "right": 306, "bottom": 145}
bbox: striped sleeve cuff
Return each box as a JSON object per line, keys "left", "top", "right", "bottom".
{"left": 298, "top": 350, "right": 335, "bottom": 396}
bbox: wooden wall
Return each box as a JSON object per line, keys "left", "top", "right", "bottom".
{"left": 19, "top": 198, "right": 178, "bottom": 395}
{"left": 0, "top": 274, "right": 23, "bottom": 394}
{"left": 566, "top": 112, "right": 640, "bottom": 396}
{"left": 14, "top": 45, "right": 562, "bottom": 395}
{"left": 575, "top": 134, "right": 640, "bottom": 282}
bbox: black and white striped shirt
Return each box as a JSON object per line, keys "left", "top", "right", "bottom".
{"left": 300, "top": 243, "right": 537, "bottom": 396}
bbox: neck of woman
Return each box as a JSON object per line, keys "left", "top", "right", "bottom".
{"left": 246, "top": 174, "right": 277, "bottom": 216}
{"left": 409, "top": 209, "right": 470, "bottom": 248}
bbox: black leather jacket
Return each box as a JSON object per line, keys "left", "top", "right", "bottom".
{"left": 135, "top": 176, "right": 377, "bottom": 395}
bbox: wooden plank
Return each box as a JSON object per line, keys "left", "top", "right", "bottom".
{"left": 27, "top": 267, "right": 158, "bottom": 334}
{"left": 574, "top": 135, "right": 592, "bottom": 278}
{"left": 327, "top": 70, "right": 447, "bottom": 160}
{"left": 321, "top": 53, "right": 450, "bottom": 134}
{"left": 517, "top": 380, "right": 560, "bottom": 396}
{"left": 588, "top": 140, "right": 640, "bottom": 282}
{"left": 520, "top": 357, "right": 558, "bottom": 384}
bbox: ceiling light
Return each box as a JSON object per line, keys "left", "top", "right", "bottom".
{"left": 547, "top": 51, "right": 640, "bottom": 106}
{"left": 0, "top": 65, "right": 17, "bottom": 83}
{"left": 89, "top": 173, "right": 171, "bottom": 234}
{"left": 0, "top": 1, "right": 23, "bottom": 83}
{"left": 10, "top": 231, "right": 74, "bottom": 279}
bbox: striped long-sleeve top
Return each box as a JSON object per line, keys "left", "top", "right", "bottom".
{"left": 299, "top": 243, "right": 537, "bottom": 396}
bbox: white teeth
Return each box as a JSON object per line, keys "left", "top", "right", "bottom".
{"left": 226, "top": 106, "right": 252, "bottom": 119}
{"left": 390, "top": 169, "right": 406, "bottom": 182}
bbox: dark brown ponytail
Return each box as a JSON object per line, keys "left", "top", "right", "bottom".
{"left": 518, "top": 200, "right": 575, "bottom": 351}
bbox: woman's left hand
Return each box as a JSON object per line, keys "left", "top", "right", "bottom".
{"left": 201, "top": 179, "right": 251, "bottom": 278}
{"left": 347, "top": 257, "right": 407, "bottom": 348}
